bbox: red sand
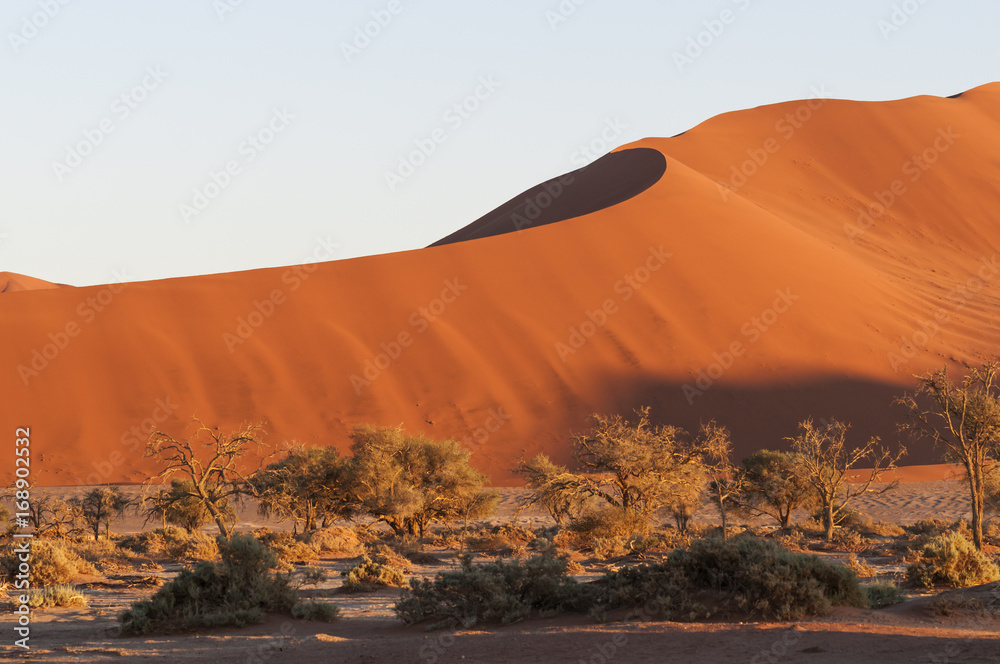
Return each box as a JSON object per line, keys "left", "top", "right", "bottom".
{"left": 3, "top": 83, "right": 1000, "bottom": 486}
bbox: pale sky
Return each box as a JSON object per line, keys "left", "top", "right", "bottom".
{"left": 1, "top": 0, "right": 998, "bottom": 286}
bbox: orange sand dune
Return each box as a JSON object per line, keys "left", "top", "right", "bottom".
{"left": 3, "top": 83, "right": 1000, "bottom": 486}
{"left": 0, "top": 272, "right": 66, "bottom": 294}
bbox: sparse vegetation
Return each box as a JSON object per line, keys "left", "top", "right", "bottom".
{"left": 72, "top": 487, "right": 131, "bottom": 541}
{"left": 119, "top": 533, "right": 331, "bottom": 634}
{"left": 25, "top": 584, "right": 88, "bottom": 609}
{"left": 865, "top": 582, "right": 905, "bottom": 608}
{"left": 143, "top": 419, "right": 277, "bottom": 537}
{"left": 395, "top": 553, "right": 590, "bottom": 630}
{"left": 790, "top": 418, "right": 905, "bottom": 541}
{"left": 251, "top": 445, "right": 356, "bottom": 532}
{"left": 515, "top": 407, "right": 723, "bottom": 542}
{"left": 728, "top": 450, "right": 811, "bottom": 530}
{"left": 2, "top": 540, "right": 96, "bottom": 587}
{"left": 896, "top": 360, "right": 1000, "bottom": 550}
{"left": 349, "top": 425, "right": 497, "bottom": 537}
{"left": 341, "top": 555, "right": 407, "bottom": 592}
{"left": 906, "top": 531, "right": 1000, "bottom": 588}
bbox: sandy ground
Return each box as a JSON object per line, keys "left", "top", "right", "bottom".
{"left": 4, "top": 480, "right": 1000, "bottom": 663}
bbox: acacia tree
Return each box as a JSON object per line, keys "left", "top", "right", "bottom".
{"left": 250, "top": 445, "right": 356, "bottom": 532}
{"left": 140, "top": 479, "right": 216, "bottom": 533}
{"left": 515, "top": 407, "right": 720, "bottom": 533}
{"left": 511, "top": 454, "right": 590, "bottom": 525}
{"left": 143, "top": 420, "right": 276, "bottom": 537}
{"left": 728, "top": 449, "right": 812, "bottom": 531}
{"left": 700, "top": 421, "right": 743, "bottom": 539}
{"left": 73, "top": 487, "right": 131, "bottom": 540}
{"left": 790, "top": 418, "right": 905, "bottom": 542}
{"left": 896, "top": 360, "right": 1000, "bottom": 550}
{"left": 350, "top": 425, "right": 497, "bottom": 538}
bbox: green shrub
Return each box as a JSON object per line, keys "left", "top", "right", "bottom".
{"left": 25, "top": 584, "right": 88, "bottom": 609}
{"left": 341, "top": 555, "right": 407, "bottom": 593}
{"left": 598, "top": 537, "right": 869, "bottom": 621}
{"left": 865, "top": 583, "right": 905, "bottom": 609}
{"left": 1, "top": 541, "right": 96, "bottom": 587}
{"left": 119, "top": 534, "right": 307, "bottom": 634}
{"left": 906, "top": 531, "right": 1000, "bottom": 588}
{"left": 291, "top": 600, "right": 340, "bottom": 622}
{"left": 395, "top": 554, "right": 590, "bottom": 630}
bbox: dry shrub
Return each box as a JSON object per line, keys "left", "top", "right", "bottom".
{"left": 865, "top": 582, "right": 905, "bottom": 609}
{"left": 117, "top": 527, "right": 218, "bottom": 561}
{"left": 119, "top": 533, "right": 332, "bottom": 634}
{"left": 599, "top": 536, "right": 868, "bottom": 622}
{"left": 381, "top": 536, "right": 439, "bottom": 565}
{"left": 365, "top": 542, "right": 412, "bottom": 571}
{"left": 254, "top": 530, "right": 318, "bottom": 567}
{"left": 831, "top": 529, "right": 870, "bottom": 552}
{"left": 860, "top": 520, "right": 905, "bottom": 538}
{"left": 906, "top": 531, "right": 1000, "bottom": 588}
{"left": 842, "top": 554, "right": 878, "bottom": 578}
{"left": 68, "top": 538, "right": 139, "bottom": 574}
{"left": 567, "top": 508, "right": 648, "bottom": 552}
{"left": 341, "top": 555, "right": 407, "bottom": 593}
{"left": 395, "top": 554, "right": 589, "bottom": 630}
{"left": 928, "top": 595, "right": 990, "bottom": 617}
{"left": 303, "top": 527, "right": 364, "bottom": 557}
{"left": 1, "top": 541, "right": 96, "bottom": 587}
{"left": 26, "top": 584, "right": 87, "bottom": 609}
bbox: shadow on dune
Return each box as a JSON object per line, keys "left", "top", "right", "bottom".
{"left": 536, "top": 372, "right": 940, "bottom": 468}
{"left": 430, "top": 147, "right": 667, "bottom": 246}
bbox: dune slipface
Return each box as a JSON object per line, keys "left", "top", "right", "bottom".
{"left": 3, "top": 84, "right": 1000, "bottom": 486}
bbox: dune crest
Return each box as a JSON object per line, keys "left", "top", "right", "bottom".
{"left": 4, "top": 83, "right": 1000, "bottom": 486}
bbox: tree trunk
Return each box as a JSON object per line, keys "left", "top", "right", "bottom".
{"left": 720, "top": 507, "right": 728, "bottom": 540}
{"left": 824, "top": 502, "right": 835, "bottom": 542}
{"left": 970, "top": 468, "right": 984, "bottom": 550}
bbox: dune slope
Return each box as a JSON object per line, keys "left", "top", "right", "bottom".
{"left": 3, "top": 83, "right": 1000, "bottom": 486}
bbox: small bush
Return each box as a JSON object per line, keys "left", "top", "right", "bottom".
{"left": 570, "top": 508, "right": 649, "bottom": 547}
{"left": 906, "top": 531, "right": 1000, "bottom": 588}
{"left": 842, "top": 554, "right": 878, "bottom": 578}
{"left": 857, "top": 520, "right": 905, "bottom": 538}
{"left": 255, "top": 530, "right": 318, "bottom": 567}
{"left": 865, "top": 583, "right": 905, "bottom": 609}
{"left": 395, "top": 554, "right": 590, "bottom": 630}
{"left": 25, "top": 584, "right": 88, "bottom": 609}
{"left": 831, "top": 529, "right": 870, "bottom": 552}
{"left": 291, "top": 601, "right": 340, "bottom": 622}
{"left": 303, "top": 527, "right": 364, "bottom": 557}
{"left": 1, "top": 541, "right": 96, "bottom": 587}
{"left": 118, "top": 527, "right": 218, "bottom": 561}
{"left": 119, "top": 534, "right": 304, "bottom": 634}
{"left": 341, "top": 555, "right": 407, "bottom": 593}
{"left": 598, "top": 537, "right": 869, "bottom": 621}
{"left": 364, "top": 543, "right": 411, "bottom": 571}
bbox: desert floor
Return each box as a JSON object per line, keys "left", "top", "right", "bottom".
{"left": 3, "top": 481, "right": 1000, "bottom": 664}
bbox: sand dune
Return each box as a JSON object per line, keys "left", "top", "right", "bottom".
{"left": 0, "top": 272, "right": 66, "bottom": 294}
{"left": 3, "top": 83, "right": 1000, "bottom": 486}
